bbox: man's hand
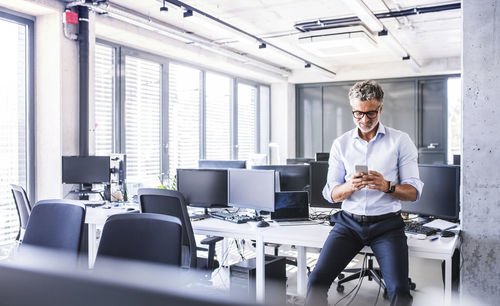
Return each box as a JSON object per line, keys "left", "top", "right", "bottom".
{"left": 348, "top": 171, "right": 367, "bottom": 191}
{"left": 363, "top": 170, "right": 389, "bottom": 192}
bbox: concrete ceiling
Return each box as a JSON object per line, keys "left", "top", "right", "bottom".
{"left": 102, "top": 0, "right": 462, "bottom": 83}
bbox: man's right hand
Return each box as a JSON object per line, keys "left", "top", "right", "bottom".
{"left": 349, "top": 171, "right": 367, "bottom": 191}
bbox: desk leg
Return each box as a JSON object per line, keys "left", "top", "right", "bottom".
{"left": 88, "top": 223, "right": 96, "bottom": 269}
{"left": 444, "top": 257, "right": 452, "bottom": 305}
{"left": 297, "top": 246, "right": 307, "bottom": 297}
{"left": 256, "top": 235, "right": 265, "bottom": 304}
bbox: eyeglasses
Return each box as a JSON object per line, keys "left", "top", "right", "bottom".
{"left": 352, "top": 105, "right": 381, "bottom": 119}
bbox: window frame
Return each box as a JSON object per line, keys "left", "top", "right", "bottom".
{"left": 0, "top": 9, "right": 35, "bottom": 242}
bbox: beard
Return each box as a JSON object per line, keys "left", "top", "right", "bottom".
{"left": 355, "top": 118, "right": 379, "bottom": 133}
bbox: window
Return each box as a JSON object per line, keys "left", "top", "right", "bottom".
{"left": 237, "top": 82, "right": 258, "bottom": 160}
{"left": 92, "top": 43, "right": 268, "bottom": 193}
{"left": 205, "top": 72, "right": 232, "bottom": 160}
{"left": 124, "top": 56, "right": 162, "bottom": 187}
{"left": 94, "top": 44, "right": 114, "bottom": 155}
{"left": 168, "top": 63, "right": 201, "bottom": 177}
{"left": 0, "top": 13, "right": 33, "bottom": 245}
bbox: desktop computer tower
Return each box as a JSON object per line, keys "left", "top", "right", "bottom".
{"left": 230, "top": 255, "right": 286, "bottom": 305}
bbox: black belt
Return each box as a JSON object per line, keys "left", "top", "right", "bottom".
{"left": 344, "top": 211, "right": 400, "bottom": 223}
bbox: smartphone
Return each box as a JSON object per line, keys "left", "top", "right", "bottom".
{"left": 354, "top": 165, "right": 368, "bottom": 175}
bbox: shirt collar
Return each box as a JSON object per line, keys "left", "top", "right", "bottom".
{"left": 351, "top": 122, "right": 386, "bottom": 139}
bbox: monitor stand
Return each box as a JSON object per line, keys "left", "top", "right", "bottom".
{"left": 69, "top": 184, "right": 104, "bottom": 201}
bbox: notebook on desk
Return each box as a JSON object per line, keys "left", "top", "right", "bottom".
{"left": 271, "top": 191, "right": 318, "bottom": 226}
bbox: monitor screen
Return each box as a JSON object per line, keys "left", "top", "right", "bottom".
{"left": 198, "top": 160, "right": 246, "bottom": 169}
{"left": 286, "top": 158, "right": 314, "bottom": 165}
{"left": 309, "top": 161, "right": 342, "bottom": 208}
{"left": 177, "top": 169, "right": 228, "bottom": 208}
{"left": 401, "top": 164, "right": 460, "bottom": 221}
{"left": 252, "top": 165, "right": 309, "bottom": 192}
{"left": 271, "top": 191, "right": 309, "bottom": 220}
{"left": 228, "top": 169, "right": 275, "bottom": 212}
{"left": 316, "top": 152, "right": 330, "bottom": 161}
{"left": 62, "top": 156, "right": 110, "bottom": 184}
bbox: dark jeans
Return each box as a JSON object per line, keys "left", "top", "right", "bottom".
{"left": 306, "top": 211, "right": 412, "bottom": 306}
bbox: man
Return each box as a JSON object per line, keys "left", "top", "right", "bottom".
{"left": 306, "top": 80, "right": 423, "bottom": 306}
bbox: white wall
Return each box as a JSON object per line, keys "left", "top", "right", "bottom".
{"left": 270, "top": 82, "right": 295, "bottom": 163}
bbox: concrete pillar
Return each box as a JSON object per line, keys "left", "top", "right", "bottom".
{"left": 461, "top": 0, "right": 500, "bottom": 304}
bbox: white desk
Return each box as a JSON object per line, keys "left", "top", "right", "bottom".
{"left": 192, "top": 219, "right": 460, "bottom": 305}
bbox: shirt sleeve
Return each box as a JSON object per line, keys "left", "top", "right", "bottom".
{"left": 322, "top": 140, "right": 347, "bottom": 203}
{"left": 398, "top": 133, "right": 424, "bottom": 201}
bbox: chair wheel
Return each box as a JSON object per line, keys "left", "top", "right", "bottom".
{"left": 410, "top": 282, "right": 416, "bottom": 290}
{"left": 337, "top": 273, "right": 345, "bottom": 280}
{"left": 383, "top": 289, "right": 389, "bottom": 300}
{"left": 337, "top": 285, "right": 344, "bottom": 293}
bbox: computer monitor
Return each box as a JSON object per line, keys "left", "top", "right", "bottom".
{"left": 228, "top": 169, "right": 276, "bottom": 212}
{"left": 62, "top": 156, "right": 110, "bottom": 189}
{"left": 309, "top": 161, "right": 342, "bottom": 209}
{"left": 198, "top": 160, "right": 247, "bottom": 169}
{"left": 316, "top": 152, "right": 330, "bottom": 161}
{"left": 271, "top": 191, "right": 309, "bottom": 220}
{"left": 286, "top": 158, "right": 315, "bottom": 165}
{"left": 251, "top": 165, "right": 309, "bottom": 192}
{"left": 177, "top": 168, "right": 228, "bottom": 208}
{"left": 401, "top": 164, "right": 460, "bottom": 221}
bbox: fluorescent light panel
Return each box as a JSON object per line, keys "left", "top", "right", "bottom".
{"left": 341, "top": 0, "right": 384, "bottom": 32}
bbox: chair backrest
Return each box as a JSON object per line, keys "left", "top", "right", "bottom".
{"left": 96, "top": 213, "right": 183, "bottom": 267}
{"left": 21, "top": 200, "right": 85, "bottom": 254}
{"left": 10, "top": 184, "right": 31, "bottom": 230}
{"left": 138, "top": 188, "right": 197, "bottom": 268}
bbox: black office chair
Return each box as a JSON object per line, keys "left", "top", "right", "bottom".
{"left": 96, "top": 213, "right": 183, "bottom": 267}
{"left": 21, "top": 200, "right": 85, "bottom": 254}
{"left": 10, "top": 184, "right": 32, "bottom": 241}
{"left": 138, "top": 188, "right": 223, "bottom": 270}
{"left": 336, "top": 251, "right": 416, "bottom": 298}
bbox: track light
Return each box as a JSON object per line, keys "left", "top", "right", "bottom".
{"left": 160, "top": 0, "right": 168, "bottom": 12}
{"left": 305, "top": 63, "right": 311, "bottom": 68}
{"left": 183, "top": 9, "right": 193, "bottom": 17}
{"left": 258, "top": 42, "right": 266, "bottom": 49}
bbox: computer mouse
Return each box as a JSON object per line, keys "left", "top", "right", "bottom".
{"left": 441, "top": 230, "right": 456, "bottom": 238}
{"left": 256, "top": 220, "right": 270, "bottom": 228}
{"left": 126, "top": 207, "right": 135, "bottom": 212}
{"left": 416, "top": 234, "right": 427, "bottom": 240}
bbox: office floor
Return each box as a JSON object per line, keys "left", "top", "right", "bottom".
{"left": 208, "top": 239, "right": 448, "bottom": 306}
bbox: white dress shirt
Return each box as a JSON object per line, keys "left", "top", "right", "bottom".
{"left": 322, "top": 122, "right": 424, "bottom": 216}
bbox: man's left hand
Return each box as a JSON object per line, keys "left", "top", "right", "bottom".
{"left": 363, "top": 170, "right": 389, "bottom": 192}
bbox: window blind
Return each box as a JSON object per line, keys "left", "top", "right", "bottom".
{"left": 205, "top": 72, "right": 232, "bottom": 160}
{"left": 237, "top": 83, "right": 257, "bottom": 160}
{"left": 0, "top": 19, "right": 28, "bottom": 244}
{"left": 94, "top": 44, "right": 114, "bottom": 156}
{"left": 124, "top": 56, "right": 161, "bottom": 187}
{"left": 168, "top": 63, "right": 201, "bottom": 178}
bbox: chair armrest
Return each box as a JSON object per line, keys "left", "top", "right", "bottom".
{"left": 200, "top": 236, "right": 223, "bottom": 246}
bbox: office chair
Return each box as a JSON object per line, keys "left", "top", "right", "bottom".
{"left": 138, "top": 188, "right": 223, "bottom": 270}
{"left": 10, "top": 184, "right": 32, "bottom": 241}
{"left": 21, "top": 200, "right": 85, "bottom": 254}
{"left": 336, "top": 251, "right": 416, "bottom": 298}
{"left": 95, "top": 213, "right": 183, "bottom": 267}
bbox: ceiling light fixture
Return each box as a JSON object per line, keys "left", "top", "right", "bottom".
{"left": 183, "top": 8, "right": 193, "bottom": 18}
{"left": 160, "top": 0, "right": 168, "bottom": 12}
{"left": 341, "top": 0, "right": 384, "bottom": 32}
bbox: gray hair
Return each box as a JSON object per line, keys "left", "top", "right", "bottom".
{"left": 348, "top": 80, "right": 384, "bottom": 104}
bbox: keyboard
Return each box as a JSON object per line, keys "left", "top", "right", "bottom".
{"left": 209, "top": 211, "right": 257, "bottom": 224}
{"left": 404, "top": 222, "right": 439, "bottom": 236}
